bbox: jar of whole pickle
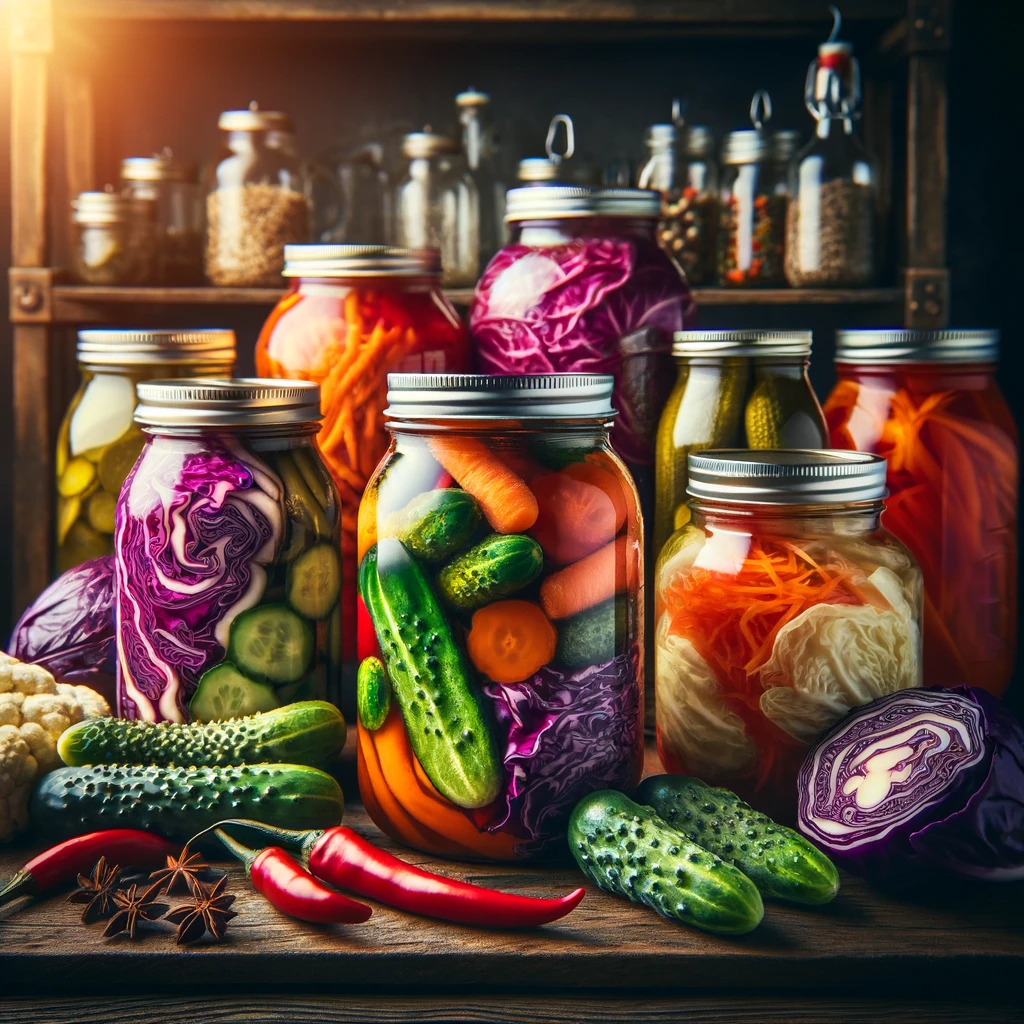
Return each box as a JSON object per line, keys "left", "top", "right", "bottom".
{"left": 56, "top": 329, "right": 237, "bottom": 574}
{"left": 256, "top": 245, "right": 469, "bottom": 713}
{"left": 71, "top": 189, "right": 157, "bottom": 285}
{"left": 825, "top": 329, "right": 1018, "bottom": 697}
{"left": 654, "top": 330, "right": 828, "bottom": 558}
{"left": 357, "top": 373, "right": 645, "bottom": 861}
{"left": 655, "top": 450, "right": 922, "bottom": 820}
{"left": 118, "top": 379, "right": 342, "bottom": 723}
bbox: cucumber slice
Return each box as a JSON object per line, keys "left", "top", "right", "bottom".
{"left": 190, "top": 663, "right": 281, "bottom": 722}
{"left": 227, "top": 604, "right": 314, "bottom": 685}
{"left": 288, "top": 544, "right": 341, "bottom": 620}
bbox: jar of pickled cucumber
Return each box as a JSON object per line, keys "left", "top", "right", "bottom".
{"left": 654, "top": 330, "right": 828, "bottom": 559}
{"left": 56, "top": 329, "right": 237, "bottom": 574}
{"left": 357, "top": 373, "right": 645, "bottom": 861}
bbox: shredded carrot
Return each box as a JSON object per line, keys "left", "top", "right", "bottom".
{"left": 540, "top": 536, "right": 629, "bottom": 620}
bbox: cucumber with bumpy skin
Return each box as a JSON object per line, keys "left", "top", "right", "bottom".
{"left": 568, "top": 790, "right": 764, "bottom": 935}
{"left": 556, "top": 598, "right": 626, "bottom": 669}
{"left": 383, "top": 488, "right": 481, "bottom": 563}
{"left": 635, "top": 775, "right": 840, "bottom": 905}
{"left": 357, "top": 657, "right": 391, "bottom": 731}
{"left": 437, "top": 533, "right": 544, "bottom": 612}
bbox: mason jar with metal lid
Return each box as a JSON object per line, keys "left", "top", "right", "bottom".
{"left": 356, "top": 372, "right": 644, "bottom": 861}
{"left": 121, "top": 149, "right": 203, "bottom": 285}
{"left": 56, "top": 329, "right": 237, "bottom": 574}
{"left": 71, "top": 188, "right": 157, "bottom": 285}
{"left": 655, "top": 448, "right": 922, "bottom": 819}
{"left": 116, "top": 378, "right": 341, "bottom": 723}
{"left": 256, "top": 244, "right": 469, "bottom": 695}
{"left": 825, "top": 329, "right": 1018, "bottom": 696}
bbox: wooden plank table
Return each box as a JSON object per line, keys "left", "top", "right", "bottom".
{"left": 1, "top": 747, "right": 1021, "bottom": 1024}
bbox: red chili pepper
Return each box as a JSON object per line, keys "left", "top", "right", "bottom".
{"left": 0, "top": 829, "right": 179, "bottom": 909}
{"left": 214, "top": 828, "right": 371, "bottom": 925}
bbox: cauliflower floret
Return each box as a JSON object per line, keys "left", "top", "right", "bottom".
{"left": 0, "top": 656, "right": 110, "bottom": 841}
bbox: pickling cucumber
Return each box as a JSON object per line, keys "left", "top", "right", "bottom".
{"left": 59, "top": 700, "right": 347, "bottom": 768}
{"left": 190, "top": 663, "right": 281, "bottom": 721}
{"left": 227, "top": 604, "right": 314, "bottom": 684}
{"left": 274, "top": 451, "right": 331, "bottom": 541}
{"left": 383, "top": 488, "right": 481, "bottom": 563}
{"left": 568, "top": 790, "right": 764, "bottom": 935}
{"left": 556, "top": 598, "right": 627, "bottom": 669}
{"left": 357, "top": 656, "right": 391, "bottom": 731}
{"left": 437, "top": 533, "right": 544, "bottom": 612}
{"left": 634, "top": 776, "right": 840, "bottom": 905}
{"left": 31, "top": 763, "right": 344, "bottom": 843}
{"left": 287, "top": 543, "right": 342, "bottom": 619}
{"left": 359, "top": 539, "right": 501, "bottom": 809}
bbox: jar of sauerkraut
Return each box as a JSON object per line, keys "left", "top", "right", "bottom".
{"left": 655, "top": 450, "right": 922, "bottom": 820}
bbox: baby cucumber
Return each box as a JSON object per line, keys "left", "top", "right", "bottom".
{"left": 635, "top": 776, "right": 840, "bottom": 905}
{"left": 227, "top": 604, "right": 314, "bottom": 685}
{"left": 437, "top": 533, "right": 544, "bottom": 612}
{"left": 568, "top": 790, "right": 764, "bottom": 935}
{"left": 287, "top": 543, "right": 342, "bottom": 620}
{"left": 556, "top": 598, "right": 626, "bottom": 669}
{"left": 383, "top": 488, "right": 481, "bottom": 563}
{"left": 357, "top": 657, "right": 392, "bottom": 732}
{"left": 359, "top": 539, "right": 501, "bottom": 809}
{"left": 190, "top": 663, "right": 281, "bottom": 721}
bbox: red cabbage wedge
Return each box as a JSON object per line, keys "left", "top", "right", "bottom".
{"left": 797, "top": 686, "right": 1024, "bottom": 881}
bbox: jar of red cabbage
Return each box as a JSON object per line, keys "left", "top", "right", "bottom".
{"left": 116, "top": 379, "right": 341, "bottom": 723}
{"left": 357, "top": 373, "right": 645, "bottom": 860}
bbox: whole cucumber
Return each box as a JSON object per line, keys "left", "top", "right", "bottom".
{"left": 30, "top": 763, "right": 344, "bottom": 843}
{"left": 357, "top": 656, "right": 391, "bottom": 732}
{"left": 383, "top": 488, "right": 481, "bottom": 563}
{"left": 635, "top": 775, "right": 839, "bottom": 905}
{"left": 438, "top": 533, "right": 544, "bottom": 612}
{"left": 569, "top": 790, "right": 764, "bottom": 935}
{"left": 359, "top": 539, "right": 501, "bottom": 809}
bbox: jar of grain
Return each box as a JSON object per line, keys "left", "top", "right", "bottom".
{"left": 205, "top": 103, "right": 311, "bottom": 286}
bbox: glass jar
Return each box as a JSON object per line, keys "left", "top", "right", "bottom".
{"left": 121, "top": 151, "right": 204, "bottom": 285}
{"left": 654, "top": 330, "right": 828, "bottom": 559}
{"left": 393, "top": 129, "right": 480, "bottom": 287}
{"left": 117, "top": 379, "right": 342, "bottom": 723}
{"left": 357, "top": 373, "right": 645, "bottom": 861}
{"left": 256, "top": 245, "right": 469, "bottom": 710}
{"left": 456, "top": 88, "right": 506, "bottom": 268}
{"left": 205, "top": 104, "right": 311, "bottom": 286}
{"left": 655, "top": 450, "right": 922, "bottom": 820}
{"left": 56, "top": 329, "right": 237, "bottom": 574}
{"left": 825, "top": 329, "right": 1018, "bottom": 697}
{"left": 638, "top": 123, "right": 718, "bottom": 285}
{"left": 70, "top": 189, "right": 157, "bottom": 285}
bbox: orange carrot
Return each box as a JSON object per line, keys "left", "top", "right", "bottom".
{"left": 540, "top": 536, "right": 629, "bottom": 621}
{"left": 529, "top": 472, "right": 618, "bottom": 566}
{"left": 428, "top": 436, "right": 538, "bottom": 534}
{"left": 467, "top": 600, "right": 557, "bottom": 684}
{"left": 562, "top": 462, "right": 628, "bottom": 532}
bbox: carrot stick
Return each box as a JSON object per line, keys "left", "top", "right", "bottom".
{"left": 540, "top": 536, "right": 627, "bottom": 620}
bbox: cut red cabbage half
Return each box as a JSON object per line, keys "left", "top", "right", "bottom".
{"left": 797, "top": 686, "right": 1024, "bottom": 881}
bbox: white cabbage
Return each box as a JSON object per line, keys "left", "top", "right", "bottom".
{"left": 656, "top": 526, "right": 705, "bottom": 595}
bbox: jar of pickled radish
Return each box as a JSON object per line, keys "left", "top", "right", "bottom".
{"left": 256, "top": 245, "right": 469, "bottom": 715}
{"left": 655, "top": 450, "right": 922, "bottom": 820}
{"left": 56, "top": 329, "right": 236, "bottom": 574}
{"left": 118, "top": 379, "right": 341, "bottom": 723}
{"left": 357, "top": 373, "right": 644, "bottom": 861}
{"left": 825, "top": 329, "right": 1018, "bottom": 697}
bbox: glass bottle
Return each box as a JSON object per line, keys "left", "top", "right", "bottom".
{"left": 456, "top": 88, "right": 506, "bottom": 267}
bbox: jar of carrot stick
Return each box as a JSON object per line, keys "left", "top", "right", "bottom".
{"left": 256, "top": 245, "right": 469, "bottom": 716}
{"left": 357, "top": 373, "right": 644, "bottom": 861}
{"left": 655, "top": 450, "right": 922, "bottom": 821}
{"left": 825, "top": 329, "right": 1018, "bottom": 697}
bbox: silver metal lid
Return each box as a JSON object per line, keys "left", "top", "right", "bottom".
{"left": 135, "top": 378, "right": 321, "bottom": 429}
{"left": 402, "top": 130, "right": 459, "bottom": 159}
{"left": 385, "top": 373, "right": 616, "bottom": 421}
{"left": 687, "top": 449, "right": 887, "bottom": 505}
{"left": 685, "top": 126, "right": 713, "bottom": 159}
{"left": 722, "top": 130, "right": 770, "bottom": 165}
{"left": 596, "top": 188, "right": 662, "bottom": 216}
{"left": 517, "top": 157, "right": 560, "bottom": 183}
{"left": 835, "top": 329, "right": 999, "bottom": 364}
{"left": 78, "top": 329, "right": 237, "bottom": 368}
{"left": 219, "top": 102, "right": 293, "bottom": 133}
{"left": 505, "top": 185, "right": 659, "bottom": 221}
{"left": 71, "top": 190, "right": 155, "bottom": 224}
{"left": 772, "top": 129, "right": 802, "bottom": 163}
{"left": 646, "top": 123, "right": 677, "bottom": 148}
{"left": 283, "top": 244, "right": 441, "bottom": 278}
{"left": 120, "top": 150, "right": 198, "bottom": 184}
{"left": 455, "top": 88, "right": 490, "bottom": 109}
{"left": 673, "top": 330, "right": 813, "bottom": 359}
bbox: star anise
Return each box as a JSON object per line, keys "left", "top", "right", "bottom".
{"left": 147, "top": 846, "right": 211, "bottom": 896}
{"left": 166, "top": 875, "right": 237, "bottom": 945}
{"left": 102, "top": 881, "right": 169, "bottom": 939}
{"left": 67, "top": 856, "right": 122, "bottom": 924}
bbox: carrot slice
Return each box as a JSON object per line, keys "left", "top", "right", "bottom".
{"left": 563, "top": 462, "right": 628, "bottom": 532}
{"left": 540, "top": 536, "right": 629, "bottom": 620}
{"left": 428, "top": 436, "right": 538, "bottom": 534}
{"left": 466, "top": 600, "right": 557, "bottom": 683}
{"left": 529, "top": 472, "right": 618, "bottom": 565}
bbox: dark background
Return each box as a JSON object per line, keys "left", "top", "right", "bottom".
{"left": 0, "top": 2, "right": 1020, "bottom": 710}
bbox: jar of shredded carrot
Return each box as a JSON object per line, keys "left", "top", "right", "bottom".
{"left": 825, "top": 329, "right": 1018, "bottom": 697}
{"left": 655, "top": 450, "right": 922, "bottom": 821}
{"left": 255, "top": 245, "right": 469, "bottom": 715}
{"left": 356, "top": 373, "right": 644, "bottom": 861}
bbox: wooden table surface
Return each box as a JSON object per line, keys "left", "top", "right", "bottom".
{"left": 1, "top": 747, "right": 1022, "bottom": 1024}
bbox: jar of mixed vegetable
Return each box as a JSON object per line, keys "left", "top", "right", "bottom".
{"left": 117, "top": 379, "right": 342, "bottom": 723}
{"left": 654, "top": 330, "right": 828, "bottom": 558}
{"left": 256, "top": 245, "right": 469, "bottom": 710}
{"left": 655, "top": 450, "right": 922, "bottom": 821}
{"left": 56, "top": 329, "right": 237, "bottom": 574}
{"left": 825, "top": 329, "right": 1018, "bottom": 697}
{"left": 357, "top": 373, "right": 645, "bottom": 861}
